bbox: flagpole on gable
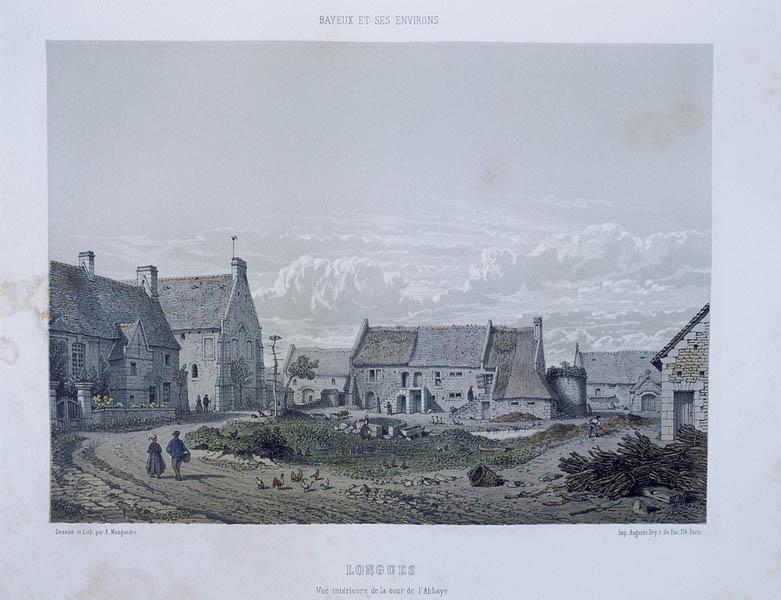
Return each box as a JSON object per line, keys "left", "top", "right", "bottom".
{"left": 231, "top": 235, "right": 237, "bottom": 258}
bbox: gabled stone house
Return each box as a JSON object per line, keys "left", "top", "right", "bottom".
{"left": 574, "top": 347, "right": 661, "bottom": 413}
{"left": 653, "top": 304, "right": 710, "bottom": 441}
{"left": 49, "top": 251, "right": 183, "bottom": 421}
{"left": 157, "top": 257, "right": 265, "bottom": 411}
{"left": 349, "top": 317, "right": 559, "bottom": 420}
{"left": 283, "top": 346, "right": 352, "bottom": 407}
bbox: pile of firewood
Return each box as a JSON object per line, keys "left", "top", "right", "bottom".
{"left": 558, "top": 426, "right": 707, "bottom": 501}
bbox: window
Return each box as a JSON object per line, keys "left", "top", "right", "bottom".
{"left": 331, "top": 378, "right": 336, "bottom": 386}
{"left": 595, "top": 387, "right": 601, "bottom": 397}
{"left": 369, "top": 369, "right": 377, "bottom": 382}
{"left": 448, "top": 392, "right": 463, "bottom": 399}
{"left": 180, "top": 333, "right": 185, "bottom": 340}
{"left": 485, "top": 374, "right": 494, "bottom": 388}
{"left": 129, "top": 394, "right": 135, "bottom": 403}
{"left": 164, "top": 353, "right": 170, "bottom": 366}
{"left": 191, "top": 364, "right": 199, "bottom": 379}
{"left": 510, "top": 401, "right": 519, "bottom": 406}
{"left": 130, "top": 362, "right": 137, "bottom": 376}
{"left": 224, "top": 340, "right": 230, "bottom": 359}
{"left": 434, "top": 371, "right": 442, "bottom": 386}
{"left": 71, "top": 342, "right": 85, "bottom": 373}
{"left": 676, "top": 371, "right": 683, "bottom": 377}
{"left": 449, "top": 371, "right": 463, "bottom": 377}
{"left": 247, "top": 340, "right": 253, "bottom": 359}
{"left": 163, "top": 382, "right": 171, "bottom": 403}
{"left": 699, "top": 370, "right": 705, "bottom": 377}
{"left": 203, "top": 337, "right": 215, "bottom": 360}
{"left": 148, "top": 387, "right": 156, "bottom": 403}
{"left": 526, "top": 401, "right": 536, "bottom": 406}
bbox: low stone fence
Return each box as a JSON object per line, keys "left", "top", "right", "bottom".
{"left": 91, "top": 407, "right": 176, "bottom": 427}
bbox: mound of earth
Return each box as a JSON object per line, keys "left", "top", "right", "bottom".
{"left": 491, "top": 411, "right": 541, "bottom": 423}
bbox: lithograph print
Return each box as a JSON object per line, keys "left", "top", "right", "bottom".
{"left": 48, "top": 42, "right": 711, "bottom": 524}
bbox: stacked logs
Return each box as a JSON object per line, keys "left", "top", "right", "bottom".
{"left": 559, "top": 426, "right": 707, "bottom": 501}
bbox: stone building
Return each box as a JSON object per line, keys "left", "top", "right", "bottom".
{"left": 48, "top": 251, "right": 183, "bottom": 425}
{"left": 157, "top": 257, "right": 265, "bottom": 411}
{"left": 574, "top": 346, "right": 661, "bottom": 413}
{"left": 652, "top": 304, "right": 710, "bottom": 442}
{"left": 283, "top": 346, "right": 352, "bottom": 407}
{"left": 349, "top": 317, "right": 559, "bottom": 420}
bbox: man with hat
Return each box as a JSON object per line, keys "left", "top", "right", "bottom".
{"left": 166, "top": 430, "right": 189, "bottom": 481}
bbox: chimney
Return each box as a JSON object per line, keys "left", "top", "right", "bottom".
{"left": 533, "top": 316, "right": 545, "bottom": 374}
{"left": 78, "top": 251, "right": 95, "bottom": 281}
{"left": 136, "top": 265, "right": 159, "bottom": 298}
{"left": 231, "top": 256, "right": 247, "bottom": 281}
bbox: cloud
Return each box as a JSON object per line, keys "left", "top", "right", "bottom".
{"left": 257, "top": 255, "right": 420, "bottom": 323}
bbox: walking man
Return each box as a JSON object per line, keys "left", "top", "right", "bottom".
{"left": 587, "top": 415, "right": 601, "bottom": 438}
{"left": 166, "top": 430, "right": 189, "bottom": 481}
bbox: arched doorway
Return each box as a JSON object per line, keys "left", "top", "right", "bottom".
{"left": 300, "top": 388, "right": 315, "bottom": 405}
{"left": 401, "top": 372, "right": 409, "bottom": 388}
{"left": 366, "top": 391, "right": 378, "bottom": 412}
{"left": 396, "top": 394, "right": 407, "bottom": 414}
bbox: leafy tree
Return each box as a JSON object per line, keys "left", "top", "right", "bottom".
{"left": 282, "top": 355, "right": 319, "bottom": 414}
{"left": 173, "top": 365, "right": 189, "bottom": 414}
{"left": 230, "top": 357, "right": 254, "bottom": 409}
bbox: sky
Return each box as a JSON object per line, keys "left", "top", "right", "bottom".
{"left": 47, "top": 42, "right": 712, "bottom": 367}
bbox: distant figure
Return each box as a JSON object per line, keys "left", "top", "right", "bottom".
{"left": 166, "top": 430, "right": 189, "bottom": 481}
{"left": 195, "top": 395, "right": 203, "bottom": 413}
{"left": 202, "top": 395, "right": 210, "bottom": 412}
{"left": 467, "top": 386, "right": 475, "bottom": 402}
{"left": 359, "top": 421, "right": 371, "bottom": 439}
{"left": 588, "top": 416, "right": 601, "bottom": 438}
{"left": 386, "top": 402, "right": 392, "bottom": 416}
{"left": 146, "top": 434, "right": 165, "bottom": 478}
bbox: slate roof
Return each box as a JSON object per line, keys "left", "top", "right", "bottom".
{"left": 578, "top": 350, "right": 660, "bottom": 385}
{"left": 652, "top": 303, "right": 710, "bottom": 370}
{"left": 157, "top": 275, "right": 234, "bottom": 330}
{"left": 285, "top": 346, "right": 352, "bottom": 377}
{"left": 486, "top": 327, "right": 558, "bottom": 401}
{"left": 49, "top": 261, "right": 179, "bottom": 349}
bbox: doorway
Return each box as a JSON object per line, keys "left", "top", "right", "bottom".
{"left": 673, "top": 391, "right": 695, "bottom": 437}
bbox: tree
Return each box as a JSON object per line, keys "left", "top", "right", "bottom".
{"left": 282, "top": 355, "right": 319, "bottom": 414}
{"left": 229, "top": 357, "right": 253, "bottom": 410}
{"left": 173, "top": 365, "right": 189, "bottom": 415}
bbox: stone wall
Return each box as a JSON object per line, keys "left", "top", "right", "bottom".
{"left": 659, "top": 313, "right": 709, "bottom": 441}
{"left": 490, "top": 398, "right": 555, "bottom": 420}
{"left": 548, "top": 374, "right": 587, "bottom": 417}
{"left": 289, "top": 375, "right": 350, "bottom": 407}
{"left": 351, "top": 366, "right": 488, "bottom": 413}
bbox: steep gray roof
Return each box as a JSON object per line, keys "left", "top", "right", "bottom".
{"left": 579, "top": 350, "right": 660, "bottom": 385}
{"left": 486, "top": 327, "right": 557, "bottom": 401}
{"left": 49, "top": 261, "right": 179, "bottom": 350}
{"left": 285, "top": 346, "right": 351, "bottom": 377}
{"left": 409, "top": 326, "right": 487, "bottom": 367}
{"left": 652, "top": 303, "right": 710, "bottom": 370}
{"left": 157, "top": 275, "right": 233, "bottom": 330}
{"left": 352, "top": 327, "right": 417, "bottom": 366}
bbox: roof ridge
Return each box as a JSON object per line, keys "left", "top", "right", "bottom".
{"left": 159, "top": 273, "right": 232, "bottom": 281}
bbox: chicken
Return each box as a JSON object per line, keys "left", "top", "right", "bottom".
{"left": 256, "top": 477, "right": 266, "bottom": 490}
{"left": 320, "top": 479, "right": 331, "bottom": 490}
{"left": 272, "top": 474, "right": 285, "bottom": 489}
{"left": 310, "top": 469, "right": 320, "bottom": 480}
{"left": 300, "top": 480, "right": 313, "bottom": 492}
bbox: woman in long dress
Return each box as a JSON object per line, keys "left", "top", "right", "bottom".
{"left": 146, "top": 434, "right": 165, "bottom": 478}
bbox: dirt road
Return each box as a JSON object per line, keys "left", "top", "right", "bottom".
{"left": 50, "top": 417, "right": 705, "bottom": 525}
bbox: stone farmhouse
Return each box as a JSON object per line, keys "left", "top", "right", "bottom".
{"left": 348, "top": 317, "right": 560, "bottom": 420}
{"left": 283, "top": 346, "right": 352, "bottom": 408}
{"left": 49, "top": 252, "right": 183, "bottom": 423}
{"left": 652, "top": 304, "right": 710, "bottom": 442}
{"left": 574, "top": 346, "right": 661, "bottom": 413}
{"left": 157, "top": 257, "right": 265, "bottom": 412}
